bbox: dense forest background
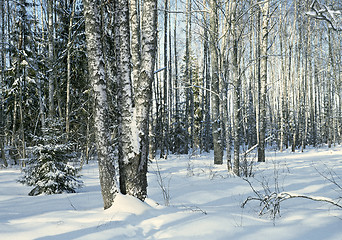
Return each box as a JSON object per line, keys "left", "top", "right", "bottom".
{"left": 0, "top": 0, "right": 341, "bottom": 174}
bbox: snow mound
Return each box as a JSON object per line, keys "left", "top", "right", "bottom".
{"left": 108, "top": 193, "right": 151, "bottom": 215}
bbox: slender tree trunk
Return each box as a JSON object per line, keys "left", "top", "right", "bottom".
{"left": 209, "top": 0, "right": 223, "bottom": 164}
{"left": 201, "top": 6, "right": 207, "bottom": 153}
{"left": 255, "top": 3, "right": 261, "bottom": 156}
{"left": 18, "top": 81, "right": 25, "bottom": 162}
{"left": 84, "top": 0, "right": 118, "bottom": 209}
{"left": 168, "top": 8, "right": 172, "bottom": 151}
{"left": 66, "top": 0, "right": 76, "bottom": 139}
{"left": 18, "top": 0, "right": 26, "bottom": 163}
{"left": 279, "top": 2, "right": 287, "bottom": 152}
{"left": 173, "top": 0, "right": 180, "bottom": 154}
{"left": 220, "top": 0, "right": 230, "bottom": 167}
{"left": 257, "top": 1, "right": 269, "bottom": 162}
{"left": 184, "top": 0, "right": 191, "bottom": 154}
{"left": 37, "top": 0, "right": 45, "bottom": 131}
{"left": 48, "top": 0, "right": 54, "bottom": 119}
{"left": 231, "top": 0, "right": 240, "bottom": 174}
{"left": 0, "top": 0, "right": 7, "bottom": 167}
{"left": 161, "top": 0, "right": 169, "bottom": 157}
{"left": 327, "top": 29, "right": 333, "bottom": 148}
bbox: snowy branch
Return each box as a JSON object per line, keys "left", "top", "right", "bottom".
{"left": 306, "top": 0, "right": 342, "bottom": 31}
{"left": 242, "top": 177, "right": 342, "bottom": 220}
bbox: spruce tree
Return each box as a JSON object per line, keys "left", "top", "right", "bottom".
{"left": 19, "top": 118, "right": 83, "bottom": 196}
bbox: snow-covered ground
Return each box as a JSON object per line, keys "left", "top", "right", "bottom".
{"left": 1, "top": 146, "right": 342, "bottom": 240}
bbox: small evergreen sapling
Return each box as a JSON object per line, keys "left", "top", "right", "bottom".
{"left": 19, "top": 119, "right": 83, "bottom": 196}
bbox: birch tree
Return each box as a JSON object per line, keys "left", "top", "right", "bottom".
{"left": 257, "top": 0, "right": 270, "bottom": 163}
{"left": 84, "top": 0, "right": 118, "bottom": 209}
{"left": 134, "top": 0, "right": 158, "bottom": 199}
{"left": 230, "top": 0, "right": 240, "bottom": 174}
{"left": 209, "top": 0, "right": 223, "bottom": 165}
{"left": 115, "top": 0, "right": 144, "bottom": 199}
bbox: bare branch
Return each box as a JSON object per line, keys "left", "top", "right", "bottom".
{"left": 306, "top": 0, "right": 342, "bottom": 31}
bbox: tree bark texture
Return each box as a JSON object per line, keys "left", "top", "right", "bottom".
{"left": 84, "top": 0, "right": 118, "bottom": 210}
{"left": 209, "top": 0, "right": 223, "bottom": 165}
{"left": 258, "top": 1, "right": 269, "bottom": 163}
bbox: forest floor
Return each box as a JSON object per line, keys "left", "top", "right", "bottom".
{"left": 1, "top": 146, "right": 342, "bottom": 240}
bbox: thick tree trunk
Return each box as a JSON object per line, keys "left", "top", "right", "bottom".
{"left": 133, "top": 0, "right": 157, "bottom": 200}
{"left": 115, "top": 0, "right": 141, "bottom": 199}
{"left": 84, "top": 0, "right": 118, "bottom": 210}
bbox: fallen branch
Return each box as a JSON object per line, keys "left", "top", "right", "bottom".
{"left": 242, "top": 178, "right": 342, "bottom": 220}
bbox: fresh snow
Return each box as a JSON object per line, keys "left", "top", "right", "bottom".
{"left": 1, "top": 146, "right": 342, "bottom": 240}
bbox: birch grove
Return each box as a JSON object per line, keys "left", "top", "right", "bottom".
{"left": 0, "top": 0, "right": 341, "bottom": 207}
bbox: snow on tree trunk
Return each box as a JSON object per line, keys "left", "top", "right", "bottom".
{"left": 84, "top": 0, "right": 118, "bottom": 210}
{"left": 116, "top": 0, "right": 146, "bottom": 200}
{"left": 133, "top": 0, "right": 157, "bottom": 200}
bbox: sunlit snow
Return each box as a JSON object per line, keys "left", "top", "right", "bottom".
{"left": 1, "top": 146, "right": 342, "bottom": 240}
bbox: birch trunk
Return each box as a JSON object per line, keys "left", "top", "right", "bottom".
{"left": 133, "top": 0, "right": 157, "bottom": 199}
{"left": 231, "top": 0, "right": 240, "bottom": 174}
{"left": 210, "top": 0, "right": 223, "bottom": 164}
{"left": 130, "top": 0, "right": 141, "bottom": 89}
{"left": 279, "top": 2, "right": 287, "bottom": 152}
{"left": 115, "top": 0, "right": 141, "bottom": 199}
{"left": 184, "top": 0, "right": 191, "bottom": 153}
{"left": 84, "top": 0, "right": 118, "bottom": 209}
{"left": 257, "top": 1, "right": 269, "bottom": 162}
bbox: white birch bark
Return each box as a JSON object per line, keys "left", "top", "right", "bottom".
{"left": 134, "top": 0, "right": 157, "bottom": 199}
{"left": 116, "top": 0, "right": 141, "bottom": 199}
{"left": 209, "top": 0, "right": 223, "bottom": 165}
{"left": 130, "top": 0, "right": 141, "bottom": 92}
{"left": 230, "top": 0, "right": 240, "bottom": 175}
{"left": 258, "top": 0, "right": 269, "bottom": 162}
{"left": 84, "top": 0, "right": 118, "bottom": 209}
